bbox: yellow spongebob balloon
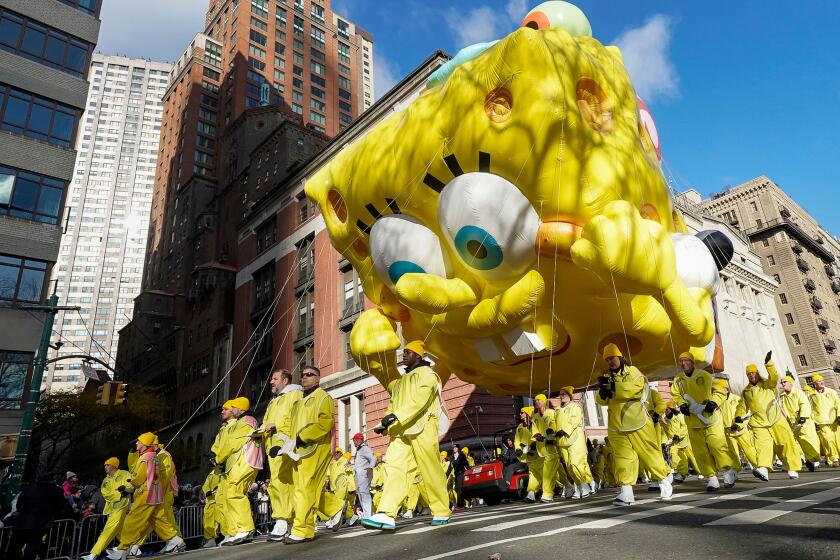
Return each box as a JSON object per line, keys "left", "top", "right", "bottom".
{"left": 305, "top": 1, "right": 730, "bottom": 394}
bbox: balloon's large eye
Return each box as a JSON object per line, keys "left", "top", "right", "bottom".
{"left": 370, "top": 216, "right": 447, "bottom": 288}
{"left": 521, "top": 1, "right": 592, "bottom": 37}
{"left": 438, "top": 173, "right": 539, "bottom": 283}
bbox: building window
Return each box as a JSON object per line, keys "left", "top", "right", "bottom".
{"left": 293, "top": 342, "right": 313, "bottom": 374}
{"left": 309, "top": 110, "right": 325, "bottom": 124}
{"left": 0, "top": 84, "right": 78, "bottom": 147}
{"left": 0, "top": 165, "right": 66, "bottom": 224}
{"left": 750, "top": 201, "right": 757, "bottom": 211}
{"left": 298, "top": 197, "right": 314, "bottom": 223}
{"left": 311, "top": 61, "right": 325, "bottom": 75}
{"left": 276, "top": 8, "right": 287, "bottom": 26}
{"left": 338, "top": 76, "right": 351, "bottom": 89}
{"left": 311, "top": 86, "right": 325, "bottom": 99}
{"left": 342, "top": 268, "right": 363, "bottom": 314}
{"left": 310, "top": 25, "right": 325, "bottom": 49}
{"left": 203, "top": 67, "right": 220, "bottom": 81}
{"left": 767, "top": 255, "right": 775, "bottom": 266}
{"left": 296, "top": 289, "right": 315, "bottom": 339}
{"left": 297, "top": 238, "right": 313, "bottom": 282}
{"left": 762, "top": 238, "right": 769, "bottom": 247}
{"left": 291, "top": 102, "right": 302, "bottom": 115}
{"left": 337, "top": 18, "right": 350, "bottom": 38}
{"left": 0, "top": 9, "right": 93, "bottom": 78}
{"left": 343, "top": 330, "right": 355, "bottom": 370}
{"left": 311, "top": 3, "right": 325, "bottom": 22}
{"left": 56, "top": 0, "right": 100, "bottom": 16}
{"left": 0, "top": 351, "right": 33, "bottom": 409}
{"left": 773, "top": 274, "right": 780, "bottom": 283}
{"left": 255, "top": 217, "right": 276, "bottom": 253}
{"left": 309, "top": 98, "right": 325, "bottom": 112}
{"left": 0, "top": 254, "right": 48, "bottom": 305}
{"left": 798, "top": 354, "right": 808, "bottom": 367}
{"left": 250, "top": 16, "right": 268, "bottom": 31}
{"left": 248, "top": 44, "right": 266, "bottom": 59}
{"left": 311, "top": 47, "right": 325, "bottom": 61}
{"left": 293, "top": 15, "right": 304, "bottom": 37}
{"left": 253, "top": 263, "right": 275, "bottom": 311}
{"left": 339, "top": 63, "right": 350, "bottom": 76}
{"left": 251, "top": 0, "right": 268, "bottom": 18}
{"left": 339, "top": 112, "right": 352, "bottom": 124}
{"left": 338, "top": 41, "right": 351, "bottom": 64}
{"left": 248, "top": 57, "right": 265, "bottom": 71}
{"left": 779, "top": 293, "right": 787, "bottom": 304}
{"left": 792, "top": 333, "right": 801, "bottom": 346}
{"left": 249, "top": 29, "right": 267, "bottom": 46}
{"left": 785, "top": 313, "right": 794, "bottom": 325}
{"left": 197, "top": 121, "right": 216, "bottom": 135}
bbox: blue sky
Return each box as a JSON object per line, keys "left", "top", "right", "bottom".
{"left": 98, "top": 0, "right": 840, "bottom": 233}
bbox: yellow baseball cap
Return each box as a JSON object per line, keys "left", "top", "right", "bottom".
{"left": 534, "top": 394, "right": 547, "bottom": 403}
{"left": 812, "top": 374, "right": 824, "bottom": 382}
{"left": 782, "top": 375, "right": 795, "bottom": 384}
{"left": 678, "top": 351, "right": 695, "bottom": 362}
{"left": 229, "top": 396, "right": 250, "bottom": 411}
{"left": 560, "top": 386, "right": 575, "bottom": 397}
{"left": 745, "top": 364, "right": 759, "bottom": 374}
{"left": 602, "top": 343, "right": 622, "bottom": 359}
{"left": 404, "top": 340, "right": 426, "bottom": 356}
{"left": 104, "top": 457, "right": 120, "bottom": 468}
{"left": 521, "top": 406, "right": 534, "bottom": 416}
{"left": 137, "top": 432, "right": 156, "bottom": 446}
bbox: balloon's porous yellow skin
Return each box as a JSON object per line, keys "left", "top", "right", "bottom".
{"left": 305, "top": 21, "right": 719, "bottom": 395}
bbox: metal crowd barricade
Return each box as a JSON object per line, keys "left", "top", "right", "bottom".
{"left": 176, "top": 505, "right": 204, "bottom": 540}
{"left": 251, "top": 499, "right": 273, "bottom": 534}
{"left": 44, "top": 518, "right": 77, "bottom": 560}
{"left": 75, "top": 514, "right": 108, "bottom": 557}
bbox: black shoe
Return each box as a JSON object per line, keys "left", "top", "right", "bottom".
{"left": 283, "top": 536, "right": 312, "bottom": 545}
{"left": 805, "top": 461, "right": 815, "bottom": 472}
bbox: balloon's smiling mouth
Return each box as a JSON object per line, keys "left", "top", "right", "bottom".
{"left": 469, "top": 327, "right": 572, "bottom": 366}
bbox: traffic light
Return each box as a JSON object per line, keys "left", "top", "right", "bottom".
{"left": 96, "top": 382, "right": 111, "bottom": 405}
{"left": 113, "top": 383, "right": 127, "bottom": 405}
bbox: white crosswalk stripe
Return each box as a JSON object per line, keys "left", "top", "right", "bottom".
{"left": 415, "top": 477, "right": 840, "bottom": 560}
{"left": 705, "top": 487, "right": 840, "bottom": 526}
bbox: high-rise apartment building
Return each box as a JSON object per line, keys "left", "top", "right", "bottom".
{"left": 0, "top": 0, "right": 100, "bottom": 437}
{"left": 118, "top": 0, "right": 372, "bottom": 479}
{"left": 44, "top": 54, "right": 172, "bottom": 392}
{"left": 703, "top": 176, "right": 840, "bottom": 389}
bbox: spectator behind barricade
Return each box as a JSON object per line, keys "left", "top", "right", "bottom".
{"left": 63, "top": 471, "right": 78, "bottom": 498}
{"left": 8, "top": 472, "right": 67, "bottom": 560}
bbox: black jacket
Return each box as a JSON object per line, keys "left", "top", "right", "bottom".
{"left": 15, "top": 482, "right": 66, "bottom": 530}
{"left": 447, "top": 453, "right": 469, "bottom": 477}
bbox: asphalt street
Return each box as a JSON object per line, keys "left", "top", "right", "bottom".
{"left": 181, "top": 469, "right": 840, "bottom": 560}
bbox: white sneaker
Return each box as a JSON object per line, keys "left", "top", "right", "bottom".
{"left": 222, "top": 532, "right": 249, "bottom": 546}
{"left": 202, "top": 538, "right": 216, "bottom": 549}
{"left": 218, "top": 536, "right": 232, "bottom": 546}
{"left": 564, "top": 483, "right": 575, "bottom": 499}
{"left": 753, "top": 467, "right": 770, "bottom": 481}
{"left": 788, "top": 470, "right": 799, "bottom": 479}
{"left": 346, "top": 514, "right": 360, "bottom": 526}
{"left": 591, "top": 481, "right": 600, "bottom": 493}
{"left": 706, "top": 475, "right": 720, "bottom": 492}
{"left": 659, "top": 476, "right": 673, "bottom": 501}
{"left": 127, "top": 546, "right": 141, "bottom": 558}
{"left": 723, "top": 469, "right": 737, "bottom": 488}
{"left": 401, "top": 510, "right": 414, "bottom": 519}
{"left": 161, "top": 535, "right": 186, "bottom": 553}
{"left": 105, "top": 550, "right": 126, "bottom": 560}
{"left": 540, "top": 496, "right": 553, "bottom": 503}
{"left": 82, "top": 553, "right": 97, "bottom": 560}
{"left": 578, "top": 483, "right": 591, "bottom": 499}
{"left": 269, "top": 519, "right": 289, "bottom": 540}
{"left": 361, "top": 513, "right": 396, "bottom": 531}
{"left": 326, "top": 507, "right": 344, "bottom": 531}
{"left": 613, "top": 485, "right": 635, "bottom": 506}
{"left": 524, "top": 491, "right": 536, "bottom": 503}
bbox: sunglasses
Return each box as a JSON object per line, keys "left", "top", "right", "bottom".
{"left": 301, "top": 372, "right": 319, "bottom": 378}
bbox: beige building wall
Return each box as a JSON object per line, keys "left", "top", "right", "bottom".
{"left": 702, "top": 176, "right": 840, "bottom": 389}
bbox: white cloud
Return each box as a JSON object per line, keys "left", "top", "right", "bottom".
{"left": 613, "top": 15, "right": 679, "bottom": 102}
{"left": 373, "top": 50, "right": 400, "bottom": 100}
{"left": 446, "top": 0, "right": 529, "bottom": 48}
{"left": 505, "top": 0, "right": 529, "bottom": 25}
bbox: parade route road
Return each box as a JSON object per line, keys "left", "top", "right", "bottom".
{"left": 180, "top": 469, "right": 840, "bottom": 560}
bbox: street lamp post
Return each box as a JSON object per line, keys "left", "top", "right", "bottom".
{"left": 0, "top": 294, "right": 80, "bottom": 505}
